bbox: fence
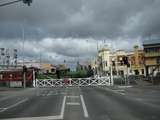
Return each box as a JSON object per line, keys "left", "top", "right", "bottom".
{"left": 34, "top": 77, "right": 111, "bottom": 87}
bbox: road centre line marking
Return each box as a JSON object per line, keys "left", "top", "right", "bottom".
{"left": 0, "top": 98, "right": 28, "bottom": 113}
{"left": 66, "top": 102, "right": 80, "bottom": 105}
{"left": 80, "top": 95, "right": 89, "bottom": 118}
{"left": 60, "top": 96, "right": 66, "bottom": 119}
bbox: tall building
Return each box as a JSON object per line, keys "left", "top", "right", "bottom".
{"left": 115, "top": 50, "right": 129, "bottom": 76}
{"left": 97, "top": 48, "right": 111, "bottom": 76}
{"left": 0, "top": 48, "right": 18, "bottom": 69}
{"left": 94, "top": 46, "right": 146, "bottom": 77}
{"left": 97, "top": 48, "right": 131, "bottom": 76}
{"left": 143, "top": 40, "right": 160, "bottom": 76}
{"left": 130, "top": 45, "right": 145, "bottom": 75}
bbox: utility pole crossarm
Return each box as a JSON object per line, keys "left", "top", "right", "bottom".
{"left": 0, "top": 0, "right": 21, "bottom": 7}
{"left": 0, "top": 0, "right": 32, "bottom": 7}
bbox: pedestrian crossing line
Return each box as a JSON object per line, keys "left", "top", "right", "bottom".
{"left": 66, "top": 102, "right": 80, "bottom": 105}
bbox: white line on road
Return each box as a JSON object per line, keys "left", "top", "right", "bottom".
{"left": 60, "top": 96, "right": 66, "bottom": 119}
{"left": 0, "top": 108, "right": 7, "bottom": 109}
{"left": 113, "top": 89, "right": 125, "bottom": 92}
{"left": 104, "top": 87, "right": 126, "bottom": 96}
{"left": 0, "top": 98, "right": 28, "bottom": 112}
{"left": 2, "top": 115, "right": 62, "bottom": 120}
{"left": 0, "top": 96, "right": 13, "bottom": 102}
{"left": 66, "top": 102, "right": 80, "bottom": 105}
{"left": 80, "top": 95, "right": 89, "bottom": 118}
{"left": 67, "top": 96, "right": 79, "bottom": 98}
{"left": 117, "top": 85, "right": 132, "bottom": 88}
{"left": 2, "top": 96, "right": 67, "bottom": 120}
{"left": 119, "top": 92, "right": 125, "bottom": 95}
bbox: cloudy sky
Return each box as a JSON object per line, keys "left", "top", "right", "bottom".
{"left": 0, "top": 0, "right": 160, "bottom": 66}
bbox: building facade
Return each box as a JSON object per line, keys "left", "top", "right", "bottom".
{"left": 114, "top": 50, "right": 129, "bottom": 76}
{"left": 41, "top": 63, "right": 56, "bottom": 73}
{"left": 129, "top": 45, "right": 145, "bottom": 75}
{"left": 97, "top": 48, "right": 111, "bottom": 76}
{"left": 143, "top": 40, "right": 160, "bottom": 76}
{"left": 93, "top": 45, "right": 146, "bottom": 77}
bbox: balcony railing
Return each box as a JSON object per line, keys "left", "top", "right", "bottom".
{"left": 145, "top": 52, "right": 160, "bottom": 57}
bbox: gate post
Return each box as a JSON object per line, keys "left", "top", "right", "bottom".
{"left": 70, "top": 78, "right": 72, "bottom": 86}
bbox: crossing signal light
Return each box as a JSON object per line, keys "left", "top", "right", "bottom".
{"left": 123, "top": 56, "right": 130, "bottom": 67}
{"left": 23, "top": 0, "right": 32, "bottom": 6}
{"left": 23, "top": 65, "right": 27, "bottom": 73}
{"left": 112, "top": 61, "right": 115, "bottom": 66}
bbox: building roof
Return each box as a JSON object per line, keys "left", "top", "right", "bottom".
{"left": 98, "top": 48, "right": 110, "bottom": 53}
{"left": 143, "top": 39, "right": 160, "bottom": 45}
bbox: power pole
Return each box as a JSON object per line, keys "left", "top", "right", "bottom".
{"left": 110, "top": 65, "right": 114, "bottom": 86}
{"left": 23, "top": 65, "right": 27, "bottom": 88}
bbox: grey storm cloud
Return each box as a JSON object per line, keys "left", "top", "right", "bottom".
{"left": 0, "top": 0, "right": 160, "bottom": 63}
{"left": 0, "top": 0, "right": 159, "bottom": 39}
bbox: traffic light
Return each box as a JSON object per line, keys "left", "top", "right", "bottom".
{"left": 23, "top": 65, "right": 27, "bottom": 73}
{"left": 112, "top": 61, "right": 115, "bottom": 66}
{"left": 23, "top": 0, "right": 32, "bottom": 6}
{"left": 123, "top": 56, "right": 130, "bottom": 67}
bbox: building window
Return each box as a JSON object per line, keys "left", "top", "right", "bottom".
{"left": 157, "top": 57, "right": 160, "bottom": 64}
{"left": 134, "top": 70, "right": 139, "bottom": 75}
{"left": 106, "top": 61, "right": 107, "bottom": 66}
{"left": 141, "top": 69, "right": 144, "bottom": 75}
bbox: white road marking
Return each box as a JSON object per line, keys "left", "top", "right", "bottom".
{"left": 80, "top": 95, "right": 89, "bottom": 118}
{"left": 119, "top": 92, "right": 125, "bottom": 95}
{"left": 0, "top": 108, "right": 7, "bottom": 112}
{"left": 113, "top": 89, "right": 125, "bottom": 92}
{"left": 67, "top": 96, "right": 79, "bottom": 98}
{"left": 135, "top": 98, "right": 144, "bottom": 101}
{"left": 2, "top": 96, "right": 66, "bottom": 120}
{"left": 60, "top": 96, "right": 66, "bottom": 119}
{"left": 2, "top": 115, "right": 62, "bottom": 120}
{"left": 105, "top": 87, "right": 126, "bottom": 96}
{"left": 0, "top": 98, "right": 28, "bottom": 113}
{"left": 0, "top": 96, "right": 13, "bottom": 102}
{"left": 118, "top": 85, "right": 132, "bottom": 88}
{"left": 3, "top": 96, "right": 67, "bottom": 120}
{"left": 66, "top": 102, "right": 80, "bottom": 105}
{"left": 113, "top": 91, "right": 125, "bottom": 96}
{"left": 112, "top": 90, "right": 125, "bottom": 95}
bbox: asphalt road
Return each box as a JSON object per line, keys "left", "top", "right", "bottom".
{"left": 0, "top": 86, "right": 160, "bottom": 120}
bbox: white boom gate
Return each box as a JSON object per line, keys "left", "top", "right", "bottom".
{"left": 34, "top": 77, "right": 112, "bottom": 87}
